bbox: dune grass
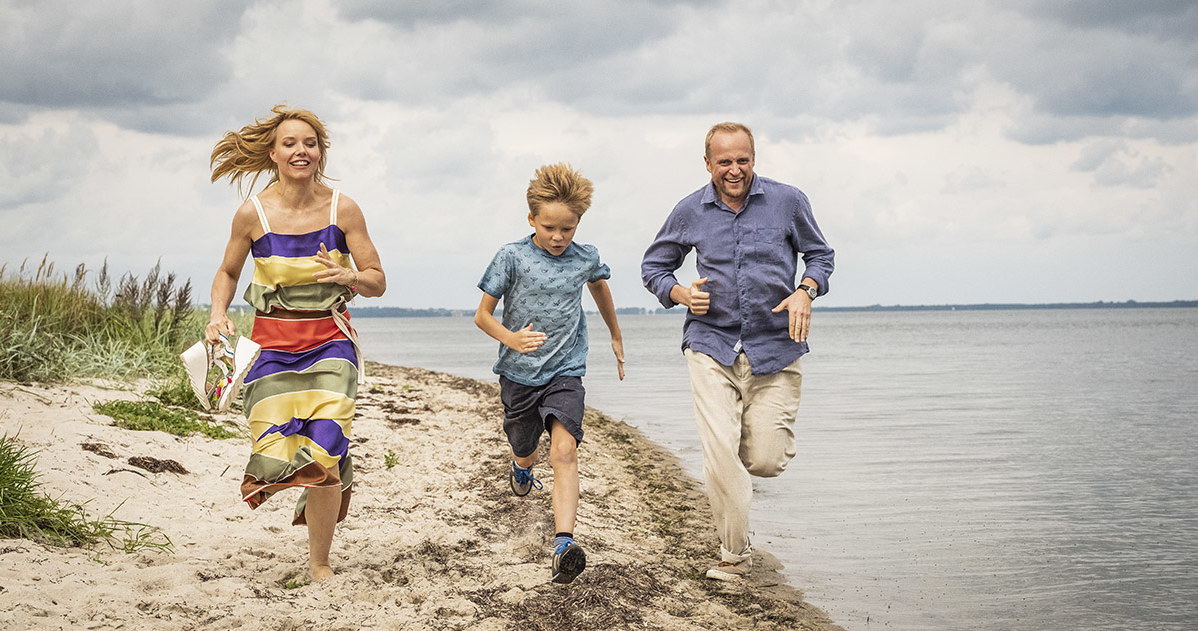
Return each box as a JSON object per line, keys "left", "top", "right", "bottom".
{"left": 0, "top": 255, "right": 200, "bottom": 383}
{"left": 93, "top": 400, "right": 240, "bottom": 440}
{"left": 0, "top": 435, "right": 172, "bottom": 552}
{"left": 0, "top": 256, "right": 224, "bottom": 553}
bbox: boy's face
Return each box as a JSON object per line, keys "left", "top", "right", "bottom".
{"left": 528, "top": 201, "right": 580, "bottom": 256}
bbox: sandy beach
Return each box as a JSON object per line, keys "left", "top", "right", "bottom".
{"left": 0, "top": 362, "right": 844, "bottom": 630}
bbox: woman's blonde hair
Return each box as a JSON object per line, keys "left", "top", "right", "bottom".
{"left": 526, "top": 162, "right": 594, "bottom": 216}
{"left": 210, "top": 104, "right": 331, "bottom": 196}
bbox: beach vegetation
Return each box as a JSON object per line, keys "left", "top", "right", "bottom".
{"left": 0, "top": 256, "right": 202, "bottom": 383}
{"left": 145, "top": 373, "right": 210, "bottom": 410}
{"left": 93, "top": 400, "right": 240, "bottom": 440}
{"left": 0, "top": 435, "right": 173, "bottom": 552}
{"left": 384, "top": 451, "right": 399, "bottom": 468}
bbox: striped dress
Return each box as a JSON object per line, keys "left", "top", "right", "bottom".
{"left": 239, "top": 190, "right": 361, "bottom": 525}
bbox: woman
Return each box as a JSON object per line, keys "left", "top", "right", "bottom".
{"left": 206, "top": 104, "right": 385, "bottom": 581}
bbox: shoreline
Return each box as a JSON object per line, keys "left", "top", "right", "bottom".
{"left": 0, "top": 362, "right": 844, "bottom": 630}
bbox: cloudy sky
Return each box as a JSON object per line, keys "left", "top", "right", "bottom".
{"left": 2, "top": 0, "right": 1196, "bottom": 310}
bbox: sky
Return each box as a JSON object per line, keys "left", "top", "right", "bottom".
{"left": 2, "top": 0, "right": 1196, "bottom": 310}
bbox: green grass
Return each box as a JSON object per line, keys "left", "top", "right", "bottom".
{"left": 0, "top": 435, "right": 172, "bottom": 552}
{"left": 384, "top": 451, "right": 399, "bottom": 468}
{"left": 93, "top": 400, "right": 239, "bottom": 440}
{"left": 0, "top": 256, "right": 202, "bottom": 383}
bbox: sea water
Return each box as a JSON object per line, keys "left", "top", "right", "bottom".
{"left": 354, "top": 308, "right": 1198, "bottom": 630}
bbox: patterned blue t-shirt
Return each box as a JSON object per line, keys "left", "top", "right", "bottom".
{"left": 478, "top": 235, "right": 612, "bottom": 386}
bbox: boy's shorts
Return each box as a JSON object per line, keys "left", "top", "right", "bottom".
{"left": 499, "top": 375, "right": 585, "bottom": 458}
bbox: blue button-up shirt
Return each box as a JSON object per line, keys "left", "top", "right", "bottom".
{"left": 641, "top": 175, "right": 835, "bottom": 375}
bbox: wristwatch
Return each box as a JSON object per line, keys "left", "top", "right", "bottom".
{"left": 798, "top": 283, "right": 818, "bottom": 300}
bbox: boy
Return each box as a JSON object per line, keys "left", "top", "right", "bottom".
{"left": 474, "top": 162, "right": 625, "bottom": 584}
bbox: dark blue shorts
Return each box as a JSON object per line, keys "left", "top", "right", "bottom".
{"left": 499, "top": 375, "right": 585, "bottom": 458}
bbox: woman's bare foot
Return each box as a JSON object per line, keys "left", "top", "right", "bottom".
{"left": 310, "top": 564, "right": 335, "bottom": 582}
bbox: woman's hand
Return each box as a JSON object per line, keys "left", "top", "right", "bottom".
{"left": 314, "top": 242, "right": 358, "bottom": 289}
{"left": 205, "top": 315, "right": 235, "bottom": 346}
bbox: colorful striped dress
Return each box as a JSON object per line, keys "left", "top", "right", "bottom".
{"left": 239, "top": 190, "right": 361, "bottom": 525}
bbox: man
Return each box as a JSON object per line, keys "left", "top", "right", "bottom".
{"left": 641, "top": 122, "right": 835, "bottom": 580}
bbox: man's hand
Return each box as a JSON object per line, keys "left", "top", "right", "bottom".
{"left": 671, "top": 278, "right": 710, "bottom": 315}
{"left": 506, "top": 323, "right": 548, "bottom": 354}
{"left": 772, "top": 288, "right": 813, "bottom": 342}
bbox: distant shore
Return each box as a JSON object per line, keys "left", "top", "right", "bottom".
{"left": 0, "top": 363, "right": 844, "bottom": 631}
{"left": 297, "top": 299, "right": 1198, "bottom": 318}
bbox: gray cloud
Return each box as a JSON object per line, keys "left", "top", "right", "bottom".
{"left": 4, "top": 0, "right": 1195, "bottom": 147}
{"left": 1015, "top": 0, "right": 1198, "bottom": 41}
{"left": 982, "top": 2, "right": 1198, "bottom": 141}
{"left": 1071, "top": 139, "right": 1171, "bottom": 188}
{"left": 0, "top": 119, "right": 95, "bottom": 206}
{"left": 0, "top": 0, "right": 246, "bottom": 126}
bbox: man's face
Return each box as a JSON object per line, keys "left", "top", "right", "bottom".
{"left": 704, "top": 131, "right": 755, "bottom": 209}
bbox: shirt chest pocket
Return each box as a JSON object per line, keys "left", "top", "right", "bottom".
{"left": 750, "top": 227, "right": 789, "bottom": 244}
{"left": 746, "top": 227, "right": 791, "bottom": 264}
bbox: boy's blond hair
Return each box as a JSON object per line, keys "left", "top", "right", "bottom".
{"left": 526, "top": 163, "right": 593, "bottom": 216}
{"left": 705, "top": 122, "right": 755, "bottom": 158}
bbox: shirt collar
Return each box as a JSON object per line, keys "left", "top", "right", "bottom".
{"left": 701, "top": 175, "right": 765, "bottom": 212}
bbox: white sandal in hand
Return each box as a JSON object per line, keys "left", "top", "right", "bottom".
{"left": 180, "top": 334, "right": 260, "bottom": 411}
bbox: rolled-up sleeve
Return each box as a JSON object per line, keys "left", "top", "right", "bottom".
{"left": 641, "top": 209, "right": 690, "bottom": 308}
{"left": 794, "top": 192, "right": 835, "bottom": 296}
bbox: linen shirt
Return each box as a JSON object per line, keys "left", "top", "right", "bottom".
{"left": 479, "top": 235, "right": 612, "bottom": 387}
{"left": 641, "top": 175, "right": 835, "bottom": 375}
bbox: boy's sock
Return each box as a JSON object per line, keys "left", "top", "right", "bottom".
{"left": 510, "top": 461, "right": 542, "bottom": 496}
{"left": 551, "top": 532, "right": 586, "bottom": 584}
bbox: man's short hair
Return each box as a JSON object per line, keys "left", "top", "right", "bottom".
{"left": 526, "top": 163, "right": 594, "bottom": 216}
{"left": 705, "top": 122, "right": 755, "bottom": 158}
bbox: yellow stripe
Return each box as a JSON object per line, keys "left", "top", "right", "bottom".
{"left": 250, "top": 252, "right": 353, "bottom": 289}
{"left": 247, "top": 389, "right": 355, "bottom": 424}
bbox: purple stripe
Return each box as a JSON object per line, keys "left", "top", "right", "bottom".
{"left": 258, "top": 417, "right": 350, "bottom": 461}
{"left": 245, "top": 340, "right": 357, "bottom": 383}
{"left": 251, "top": 225, "right": 349, "bottom": 259}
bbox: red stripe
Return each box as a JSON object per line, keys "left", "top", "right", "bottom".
{"left": 251, "top": 316, "right": 348, "bottom": 353}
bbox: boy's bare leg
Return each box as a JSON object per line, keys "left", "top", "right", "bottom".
{"left": 513, "top": 450, "right": 538, "bottom": 469}
{"left": 548, "top": 419, "right": 579, "bottom": 534}
{"left": 306, "top": 484, "right": 342, "bottom": 581}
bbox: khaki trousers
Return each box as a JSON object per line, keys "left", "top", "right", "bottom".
{"left": 685, "top": 349, "right": 801, "bottom": 562}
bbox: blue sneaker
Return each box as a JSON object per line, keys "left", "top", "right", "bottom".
{"left": 551, "top": 538, "right": 586, "bottom": 584}
{"left": 510, "top": 462, "right": 543, "bottom": 497}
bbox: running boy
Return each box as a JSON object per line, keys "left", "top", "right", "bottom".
{"left": 474, "top": 162, "right": 625, "bottom": 584}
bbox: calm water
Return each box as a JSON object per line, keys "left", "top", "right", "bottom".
{"left": 354, "top": 308, "right": 1198, "bottom": 630}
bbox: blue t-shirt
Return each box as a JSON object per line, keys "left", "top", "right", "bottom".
{"left": 478, "top": 235, "right": 612, "bottom": 386}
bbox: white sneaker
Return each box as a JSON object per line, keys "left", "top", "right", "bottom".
{"left": 705, "top": 558, "right": 752, "bottom": 581}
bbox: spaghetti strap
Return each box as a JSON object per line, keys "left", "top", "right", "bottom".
{"left": 330, "top": 189, "right": 341, "bottom": 225}
{"left": 250, "top": 196, "right": 271, "bottom": 233}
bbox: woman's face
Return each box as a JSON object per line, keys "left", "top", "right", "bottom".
{"left": 269, "top": 119, "right": 321, "bottom": 181}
